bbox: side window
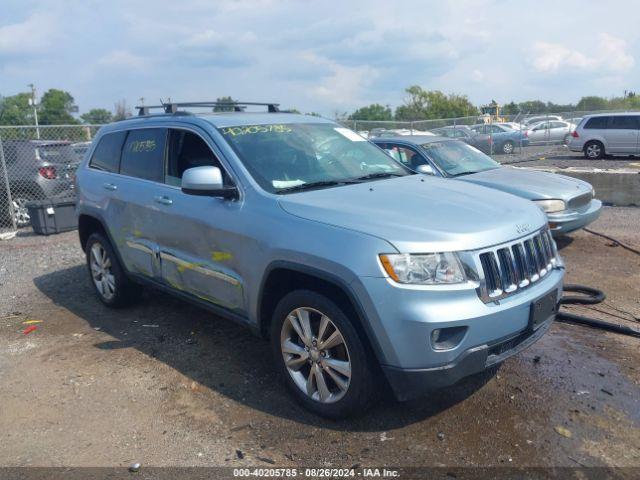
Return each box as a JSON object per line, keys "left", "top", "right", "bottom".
{"left": 453, "top": 129, "right": 467, "bottom": 138}
{"left": 584, "top": 117, "right": 609, "bottom": 129}
{"left": 166, "top": 129, "right": 224, "bottom": 186}
{"left": 384, "top": 144, "right": 424, "bottom": 168}
{"left": 120, "top": 129, "right": 166, "bottom": 182}
{"left": 89, "top": 131, "right": 127, "bottom": 173}
{"left": 610, "top": 116, "right": 639, "bottom": 130}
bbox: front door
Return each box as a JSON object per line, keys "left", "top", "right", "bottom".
{"left": 153, "top": 127, "right": 246, "bottom": 315}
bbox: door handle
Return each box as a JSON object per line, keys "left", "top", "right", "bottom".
{"left": 103, "top": 183, "right": 117, "bottom": 191}
{"left": 154, "top": 195, "right": 173, "bottom": 206}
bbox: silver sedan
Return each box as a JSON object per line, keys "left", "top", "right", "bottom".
{"left": 526, "top": 120, "right": 576, "bottom": 144}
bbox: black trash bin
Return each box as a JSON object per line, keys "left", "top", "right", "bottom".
{"left": 25, "top": 198, "right": 77, "bottom": 235}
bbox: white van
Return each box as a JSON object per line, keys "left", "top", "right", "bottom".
{"left": 568, "top": 113, "right": 640, "bottom": 159}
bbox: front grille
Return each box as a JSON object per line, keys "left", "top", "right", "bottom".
{"left": 568, "top": 191, "right": 593, "bottom": 210}
{"left": 477, "top": 228, "right": 558, "bottom": 303}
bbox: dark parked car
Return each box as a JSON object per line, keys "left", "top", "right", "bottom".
{"left": 2, "top": 140, "right": 78, "bottom": 227}
{"left": 429, "top": 126, "right": 492, "bottom": 154}
{"left": 470, "top": 123, "right": 529, "bottom": 154}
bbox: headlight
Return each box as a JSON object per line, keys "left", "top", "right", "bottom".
{"left": 379, "top": 252, "right": 466, "bottom": 285}
{"left": 533, "top": 199, "right": 566, "bottom": 213}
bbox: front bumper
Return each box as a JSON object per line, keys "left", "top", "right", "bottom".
{"left": 353, "top": 267, "right": 564, "bottom": 400}
{"left": 383, "top": 316, "right": 553, "bottom": 400}
{"left": 547, "top": 199, "right": 602, "bottom": 235}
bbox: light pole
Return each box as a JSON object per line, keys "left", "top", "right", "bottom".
{"left": 27, "top": 83, "right": 40, "bottom": 139}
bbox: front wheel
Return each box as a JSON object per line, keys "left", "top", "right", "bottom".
{"left": 271, "top": 290, "right": 376, "bottom": 419}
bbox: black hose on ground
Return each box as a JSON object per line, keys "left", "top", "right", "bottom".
{"left": 557, "top": 284, "right": 640, "bottom": 338}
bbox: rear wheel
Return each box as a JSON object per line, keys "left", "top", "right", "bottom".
{"left": 584, "top": 141, "right": 604, "bottom": 159}
{"left": 271, "top": 290, "right": 376, "bottom": 419}
{"left": 501, "top": 140, "right": 515, "bottom": 154}
{"left": 86, "top": 232, "right": 140, "bottom": 307}
{"left": 11, "top": 197, "right": 31, "bottom": 227}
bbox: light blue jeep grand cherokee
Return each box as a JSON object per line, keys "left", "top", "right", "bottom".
{"left": 76, "top": 102, "right": 564, "bottom": 418}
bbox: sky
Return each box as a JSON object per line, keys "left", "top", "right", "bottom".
{"left": 1, "top": 0, "right": 639, "bottom": 117}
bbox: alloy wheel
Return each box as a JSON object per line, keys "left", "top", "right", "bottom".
{"left": 502, "top": 142, "right": 514, "bottom": 154}
{"left": 11, "top": 198, "right": 30, "bottom": 227}
{"left": 90, "top": 243, "right": 116, "bottom": 300}
{"left": 280, "top": 307, "right": 351, "bottom": 403}
{"left": 586, "top": 144, "right": 601, "bottom": 159}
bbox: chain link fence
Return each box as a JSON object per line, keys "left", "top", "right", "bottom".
{"left": 1, "top": 107, "right": 638, "bottom": 235}
{"left": 341, "top": 108, "right": 640, "bottom": 158}
{"left": 0, "top": 125, "right": 101, "bottom": 235}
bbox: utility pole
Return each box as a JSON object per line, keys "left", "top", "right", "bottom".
{"left": 27, "top": 83, "right": 40, "bottom": 139}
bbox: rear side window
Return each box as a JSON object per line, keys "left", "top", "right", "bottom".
{"left": 610, "top": 115, "right": 639, "bottom": 130}
{"left": 120, "top": 129, "right": 167, "bottom": 182}
{"left": 584, "top": 117, "right": 609, "bottom": 129}
{"left": 89, "top": 131, "right": 127, "bottom": 172}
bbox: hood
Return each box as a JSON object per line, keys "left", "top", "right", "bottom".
{"left": 459, "top": 166, "right": 593, "bottom": 202}
{"left": 278, "top": 175, "right": 547, "bottom": 253}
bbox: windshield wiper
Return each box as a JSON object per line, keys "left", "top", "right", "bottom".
{"left": 451, "top": 171, "right": 477, "bottom": 177}
{"left": 352, "top": 172, "right": 404, "bottom": 182}
{"left": 275, "top": 179, "right": 358, "bottom": 194}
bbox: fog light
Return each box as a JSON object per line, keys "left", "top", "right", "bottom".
{"left": 548, "top": 222, "right": 558, "bottom": 229}
{"left": 431, "top": 326, "right": 468, "bottom": 351}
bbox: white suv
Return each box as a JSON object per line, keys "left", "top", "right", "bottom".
{"left": 568, "top": 113, "right": 640, "bottom": 159}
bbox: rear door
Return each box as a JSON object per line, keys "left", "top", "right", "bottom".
{"left": 109, "top": 128, "right": 168, "bottom": 279}
{"left": 605, "top": 115, "right": 639, "bottom": 153}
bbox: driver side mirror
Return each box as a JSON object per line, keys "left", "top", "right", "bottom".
{"left": 416, "top": 164, "right": 435, "bottom": 175}
{"left": 181, "top": 166, "right": 238, "bottom": 199}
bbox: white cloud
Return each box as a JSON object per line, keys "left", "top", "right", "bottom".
{"left": 97, "top": 50, "right": 150, "bottom": 70}
{"left": 471, "top": 70, "right": 484, "bottom": 82}
{"left": 531, "top": 33, "right": 634, "bottom": 73}
{"left": 0, "top": 11, "right": 59, "bottom": 55}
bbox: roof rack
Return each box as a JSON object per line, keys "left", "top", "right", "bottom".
{"left": 135, "top": 101, "right": 280, "bottom": 116}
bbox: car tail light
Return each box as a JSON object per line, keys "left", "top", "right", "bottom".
{"left": 524, "top": 131, "right": 528, "bottom": 138}
{"left": 38, "top": 166, "right": 57, "bottom": 179}
{"left": 571, "top": 130, "right": 579, "bottom": 138}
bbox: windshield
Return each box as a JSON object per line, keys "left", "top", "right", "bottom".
{"left": 420, "top": 141, "right": 500, "bottom": 177}
{"left": 219, "top": 123, "right": 409, "bottom": 193}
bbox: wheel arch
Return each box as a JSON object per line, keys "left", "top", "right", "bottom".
{"left": 257, "top": 261, "right": 385, "bottom": 366}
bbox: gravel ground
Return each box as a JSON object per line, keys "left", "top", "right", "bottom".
{"left": 497, "top": 144, "right": 640, "bottom": 170}
{"left": 0, "top": 208, "right": 639, "bottom": 473}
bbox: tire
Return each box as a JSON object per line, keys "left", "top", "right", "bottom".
{"left": 270, "top": 289, "right": 376, "bottom": 419}
{"left": 85, "top": 232, "right": 140, "bottom": 308}
{"left": 501, "top": 140, "right": 515, "bottom": 155}
{"left": 10, "top": 197, "right": 32, "bottom": 228}
{"left": 584, "top": 141, "right": 604, "bottom": 160}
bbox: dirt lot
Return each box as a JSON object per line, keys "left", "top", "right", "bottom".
{"left": 498, "top": 143, "right": 640, "bottom": 170}
{"left": 0, "top": 208, "right": 639, "bottom": 472}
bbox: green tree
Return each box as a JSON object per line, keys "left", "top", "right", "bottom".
{"left": 0, "top": 92, "right": 34, "bottom": 125}
{"left": 395, "top": 86, "right": 477, "bottom": 120}
{"left": 501, "top": 101, "right": 519, "bottom": 115}
{"left": 348, "top": 103, "right": 393, "bottom": 121}
{"left": 214, "top": 96, "right": 236, "bottom": 112}
{"left": 516, "top": 100, "right": 547, "bottom": 114}
{"left": 38, "top": 89, "right": 78, "bottom": 125}
{"left": 113, "top": 99, "right": 131, "bottom": 121}
{"left": 80, "top": 108, "right": 112, "bottom": 124}
{"left": 576, "top": 96, "right": 609, "bottom": 111}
